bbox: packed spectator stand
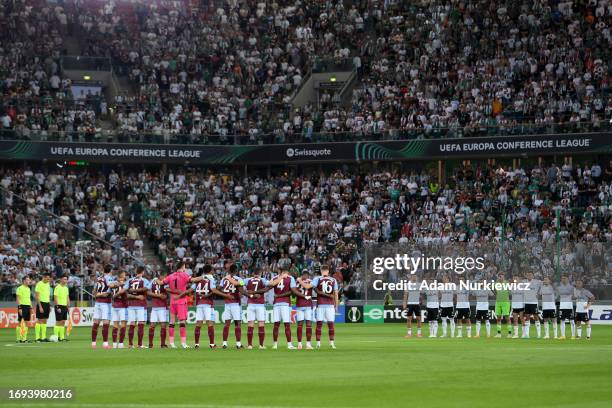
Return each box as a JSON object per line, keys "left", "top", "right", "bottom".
{"left": 0, "top": 0, "right": 609, "bottom": 144}
{"left": 1, "top": 159, "right": 611, "bottom": 302}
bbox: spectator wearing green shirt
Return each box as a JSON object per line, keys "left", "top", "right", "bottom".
{"left": 15, "top": 276, "right": 32, "bottom": 343}
{"left": 34, "top": 273, "right": 52, "bottom": 342}
{"left": 53, "top": 275, "right": 70, "bottom": 341}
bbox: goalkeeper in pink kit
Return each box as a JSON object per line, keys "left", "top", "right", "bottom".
{"left": 163, "top": 262, "right": 192, "bottom": 348}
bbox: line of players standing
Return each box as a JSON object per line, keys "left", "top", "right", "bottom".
{"left": 91, "top": 261, "right": 340, "bottom": 350}
{"left": 402, "top": 272, "right": 595, "bottom": 340}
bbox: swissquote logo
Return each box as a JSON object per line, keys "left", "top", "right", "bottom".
{"left": 285, "top": 148, "right": 332, "bottom": 159}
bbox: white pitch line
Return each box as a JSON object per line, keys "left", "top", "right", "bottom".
{"left": 1, "top": 404, "right": 326, "bottom": 408}
{"left": 3, "top": 343, "right": 44, "bottom": 348}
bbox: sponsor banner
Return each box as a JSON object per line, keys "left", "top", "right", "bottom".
{"left": 345, "top": 305, "right": 364, "bottom": 323}
{"left": 589, "top": 305, "right": 612, "bottom": 325}
{"left": 0, "top": 308, "right": 33, "bottom": 328}
{"left": 363, "top": 305, "right": 384, "bottom": 324}
{"left": 0, "top": 133, "right": 609, "bottom": 164}
{"left": 0, "top": 307, "right": 94, "bottom": 328}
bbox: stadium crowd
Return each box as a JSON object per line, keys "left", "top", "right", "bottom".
{"left": 1, "top": 158, "right": 611, "bottom": 302}
{"left": 0, "top": 0, "right": 610, "bottom": 143}
{"left": 0, "top": 0, "right": 103, "bottom": 141}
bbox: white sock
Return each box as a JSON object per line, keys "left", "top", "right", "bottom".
{"left": 586, "top": 326, "right": 591, "bottom": 338}
{"left": 485, "top": 321, "right": 491, "bottom": 337}
{"left": 450, "top": 320, "right": 456, "bottom": 337}
{"left": 457, "top": 326, "right": 462, "bottom": 337}
{"left": 523, "top": 321, "right": 530, "bottom": 337}
{"left": 406, "top": 327, "right": 412, "bottom": 335}
{"left": 476, "top": 321, "right": 481, "bottom": 336}
{"left": 442, "top": 318, "right": 448, "bottom": 336}
{"left": 466, "top": 326, "right": 472, "bottom": 337}
{"left": 417, "top": 328, "right": 421, "bottom": 335}
{"left": 553, "top": 322, "right": 558, "bottom": 338}
{"left": 514, "top": 325, "right": 519, "bottom": 336}
{"left": 560, "top": 321, "right": 565, "bottom": 337}
{"left": 577, "top": 326, "right": 582, "bottom": 338}
{"left": 545, "top": 322, "right": 550, "bottom": 337}
{"left": 535, "top": 321, "right": 541, "bottom": 338}
{"left": 571, "top": 321, "right": 576, "bottom": 337}
{"left": 433, "top": 321, "right": 438, "bottom": 336}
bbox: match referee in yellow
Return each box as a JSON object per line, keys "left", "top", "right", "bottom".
{"left": 35, "top": 272, "right": 52, "bottom": 342}
{"left": 16, "top": 276, "right": 32, "bottom": 342}
{"left": 53, "top": 275, "right": 70, "bottom": 341}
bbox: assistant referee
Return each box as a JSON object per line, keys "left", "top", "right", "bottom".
{"left": 16, "top": 276, "right": 32, "bottom": 343}
{"left": 53, "top": 275, "right": 70, "bottom": 341}
{"left": 35, "top": 273, "right": 52, "bottom": 342}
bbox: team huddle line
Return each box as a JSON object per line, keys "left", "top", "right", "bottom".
{"left": 87, "top": 262, "right": 339, "bottom": 350}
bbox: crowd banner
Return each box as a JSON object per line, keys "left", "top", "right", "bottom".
{"left": 0, "top": 133, "right": 610, "bottom": 164}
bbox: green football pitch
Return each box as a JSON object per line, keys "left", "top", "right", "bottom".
{"left": 1, "top": 324, "right": 611, "bottom": 408}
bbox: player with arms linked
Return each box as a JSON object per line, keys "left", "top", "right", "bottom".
{"left": 243, "top": 267, "right": 271, "bottom": 349}
{"left": 268, "top": 266, "right": 300, "bottom": 350}
{"left": 220, "top": 263, "right": 246, "bottom": 349}
{"left": 301, "top": 265, "right": 338, "bottom": 349}
{"left": 183, "top": 264, "right": 232, "bottom": 348}
{"left": 92, "top": 264, "right": 118, "bottom": 349}
{"left": 295, "top": 269, "right": 315, "bottom": 349}
{"left": 163, "top": 261, "right": 192, "bottom": 348}
{"left": 148, "top": 271, "right": 169, "bottom": 348}
{"left": 126, "top": 266, "right": 150, "bottom": 349}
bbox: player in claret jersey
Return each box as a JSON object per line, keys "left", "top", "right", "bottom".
{"left": 111, "top": 272, "right": 128, "bottom": 348}
{"left": 295, "top": 269, "right": 314, "bottom": 349}
{"left": 126, "top": 266, "right": 150, "bottom": 349}
{"left": 186, "top": 265, "right": 230, "bottom": 348}
{"left": 312, "top": 265, "right": 338, "bottom": 349}
{"left": 269, "top": 267, "right": 300, "bottom": 350}
{"left": 92, "top": 264, "right": 117, "bottom": 349}
{"left": 148, "top": 271, "right": 169, "bottom": 348}
{"left": 220, "top": 264, "right": 245, "bottom": 349}
{"left": 244, "top": 267, "right": 270, "bottom": 349}
{"left": 163, "top": 261, "right": 193, "bottom": 348}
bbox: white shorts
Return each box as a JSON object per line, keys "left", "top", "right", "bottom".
{"left": 196, "top": 304, "right": 214, "bottom": 322}
{"left": 111, "top": 307, "right": 127, "bottom": 323}
{"left": 247, "top": 304, "right": 266, "bottom": 322}
{"left": 273, "top": 304, "right": 292, "bottom": 323}
{"left": 222, "top": 303, "right": 242, "bottom": 321}
{"left": 127, "top": 306, "right": 147, "bottom": 323}
{"left": 150, "top": 307, "right": 168, "bottom": 323}
{"left": 94, "top": 302, "right": 112, "bottom": 321}
{"left": 316, "top": 306, "right": 335, "bottom": 323}
{"left": 295, "top": 307, "right": 313, "bottom": 322}
{"left": 311, "top": 306, "right": 317, "bottom": 322}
